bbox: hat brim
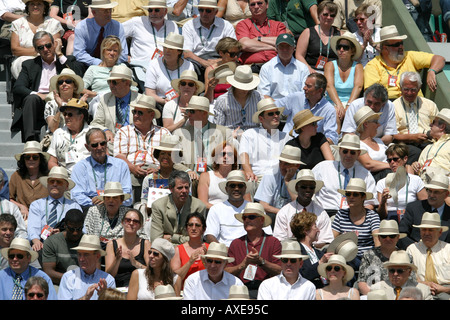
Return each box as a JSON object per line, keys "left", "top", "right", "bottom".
{"left": 374, "top": 35, "right": 408, "bottom": 45}
{"left": 72, "top": 245, "right": 107, "bottom": 256}
{"left": 234, "top": 212, "right": 272, "bottom": 228}
{"left": 412, "top": 224, "right": 449, "bottom": 232}
{"left": 49, "top": 73, "right": 85, "bottom": 95}
{"left": 356, "top": 112, "right": 381, "bottom": 132}
{"left": 218, "top": 180, "right": 253, "bottom": 195}
{"left": 39, "top": 176, "right": 76, "bottom": 190}
{"left": 0, "top": 246, "right": 39, "bottom": 262}
{"left": 331, "top": 144, "right": 367, "bottom": 155}
{"left": 377, "top": 231, "right": 407, "bottom": 239}
{"left": 330, "top": 35, "right": 363, "bottom": 61}
{"left": 226, "top": 74, "right": 260, "bottom": 91}
{"left": 15, "top": 151, "right": 50, "bottom": 162}
{"left": 382, "top": 261, "right": 417, "bottom": 271}
{"left": 289, "top": 115, "right": 324, "bottom": 136}
{"left": 193, "top": 4, "right": 224, "bottom": 11}
{"left": 327, "top": 232, "right": 358, "bottom": 261}
{"left": 97, "top": 193, "right": 131, "bottom": 201}
{"left": 287, "top": 178, "right": 324, "bottom": 195}
{"left": 130, "top": 104, "right": 161, "bottom": 119}
{"left": 273, "top": 253, "right": 310, "bottom": 260}
{"left": 201, "top": 254, "right": 235, "bottom": 263}
{"left": 252, "top": 106, "right": 285, "bottom": 124}
{"left": 89, "top": 2, "right": 118, "bottom": 8}
{"left": 317, "top": 261, "right": 354, "bottom": 283}
{"left": 337, "top": 188, "right": 374, "bottom": 200}
{"left": 171, "top": 79, "right": 205, "bottom": 95}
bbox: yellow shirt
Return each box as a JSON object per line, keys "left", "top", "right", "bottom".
{"left": 364, "top": 51, "right": 434, "bottom": 100}
{"left": 393, "top": 96, "right": 439, "bottom": 134}
{"left": 418, "top": 133, "right": 450, "bottom": 174}
{"left": 112, "top": 0, "right": 148, "bottom": 23}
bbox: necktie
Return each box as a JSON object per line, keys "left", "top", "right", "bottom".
{"left": 116, "top": 98, "right": 128, "bottom": 126}
{"left": 47, "top": 199, "right": 59, "bottom": 228}
{"left": 343, "top": 168, "right": 350, "bottom": 189}
{"left": 12, "top": 275, "right": 23, "bottom": 300}
{"left": 408, "top": 102, "right": 418, "bottom": 134}
{"left": 93, "top": 26, "right": 105, "bottom": 58}
{"left": 425, "top": 248, "right": 438, "bottom": 283}
{"left": 394, "top": 287, "right": 402, "bottom": 300}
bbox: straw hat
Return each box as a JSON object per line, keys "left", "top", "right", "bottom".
{"left": 338, "top": 177, "right": 374, "bottom": 200}
{"left": 367, "top": 289, "right": 388, "bottom": 300}
{"left": 287, "top": 169, "right": 324, "bottom": 195}
{"left": 218, "top": 170, "right": 252, "bottom": 195}
{"left": 412, "top": 212, "right": 449, "bottom": 232}
{"left": 49, "top": 68, "right": 84, "bottom": 95}
{"left": 89, "top": 0, "right": 118, "bottom": 9}
{"left": 97, "top": 181, "right": 131, "bottom": 201}
{"left": 382, "top": 250, "right": 417, "bottom": 271}
{"left": 330, "top": 31, "right": 363, "bottom": 61}
{"left": 273, "top": 240, "right": 309, "bottom": 260}
{"left": 289, "top": 109, "right": 324, "bottom": 137}
{"left": 153, "top": 135, "right": 182, "bottom": 152}
{"left": 207, "top": 61, "right": 237, "bottom": 84}
{"left": 161, "top": 32, "right": 184, "bottom": 50}
{"left": 171, "top": 69, "right": 205, "bottom": 95}
{"left": 15, "top": 140, "right": 50, "bottom": 161}
{"left": 39, "top": 166, "right": 75, "bottom": 190}
{"left": 385, "top": 166, "right": 407, "bottom": 205}
{"left": 434, "top": 108, "right": 450, "bottom": 126}
{"left": 151, "top": 238, "right": 175, "bottom": 261}
{"left": 23, "top": 0, "right": 54, "bottom": 3}
{"left": 278, "top": 145, "right": 305, "bottom": 166}
{"left": 130, "top": 94, "right": 160, "bottom": 119}
{"left": 223, "top": 285, "right": 251, "bottom": 300}
{"left": 201, "top": 242, "right": 235, "bottom": 263}
{"left": 72, "top": 234, "right": 107, "bottom": 256}
{"left": 317, "top": 254, "right": 354, "bottom": 283}
{"left": 375, "top": 25, "right": 407, "bottom": 45}
{"left": 59, "top": 97, "right": 89, "bottom": 113}
{"left": 378, "top": 220, "right": 406, "bottom": 239}
{"left": 327, "top": 232, "right": 358, "bottom": 262}
{"left": 154, "top": 285, "right": 183, "bottom": 300}
{"left": 353, "top": 106, "right": 381, "bottom": 132}
{"left": 252, "top": 98, "right": 284, "bottom": 123}
{"left": 0, "top": 237, "right": 39, "bottom": 262}
{"left": 184, "top": 95, "right": 214, "bottom": 116}
{"left": 194, "top": 0, "right": 224, "bottom": 11}
{"left": 234, "top": 202, "right": 272, "bottom": 227}
{"left": 226, "top": 65, "right": 260, "bottom": 90}
{"left": 142, "top": 0, "right": 167, "bottom": 9}
{"left": 424, "top": 174, "right": 449, "bottom": 191}
{"left": 331, "top": 134, "right": 367, "bottom": 155}
{"left": 107, "top": 65, "right": 137, "bottom": 87}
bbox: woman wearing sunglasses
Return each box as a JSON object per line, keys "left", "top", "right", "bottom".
{"left": 324, "top": 31, "right": 364, "bottom": 133}
{"left": 316, "top": 254, "right": 359, "bottom": 300}
{"left": 25, "top": 276, "right": 49, "bottom": 300}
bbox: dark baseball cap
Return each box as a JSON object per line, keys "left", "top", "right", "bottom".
{"left": 276, "top": 33, "right": 295, "bottom": 47}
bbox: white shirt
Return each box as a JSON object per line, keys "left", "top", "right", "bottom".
{"left": 0, "top": 0, "right": 24, "bottom": 19}
{"left": 311, "top": 160, "right": 378, "bottom": 210}
{"left": 273, "top": 199, "right": 334, "bottom": 245}
{"left": 183, "top": 269, "right": 244, "bottom": 300}
{"left": 376, "top": 173, "right": 425, "bottom": 211}
{"left": 0, "top": 199, "right": 27, "bottom": 239}
{"left": 257, "top": 273, "right": 316, "bottom": 300}
{"left": 360, "top": 137, "right": 388, "bottom": 162}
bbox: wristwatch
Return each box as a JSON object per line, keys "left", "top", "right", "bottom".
{"left": 257, "top": 36, "right": 261, "bottom": 42}
{"left": 259, "top": 258, "right": 265, "bottom": 266}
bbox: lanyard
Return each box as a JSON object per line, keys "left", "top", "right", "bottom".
{"left": 245, "top": 235, "right": 266, "bottom": 256}
{"left": 90, "top": 158, "right": 107, "bottom": 190}
{"left": 318, "top": 25, "right": 332, "bottom": 58}
{"left": 338, "top": 162, "right": 355, "bottom": 189}
{"left": 151, "top": 22, "right": 166, "bottom": 47}
{"left": 45, "top": 197, "right": 66, "bottom": 225}
{"left": 400, "top": 98, "right": 420, "bottom": 134}
{"left": 163, "top": 58, "right": 180, "bottom": 82}
{"left": 425, "top": 137, "right": 450, "bottom": 159}
{"left": 252, "top": 19, "right": 271, "bottom": 36}
{"left": 198, "top": 24, "right": 216, "bottom": 46}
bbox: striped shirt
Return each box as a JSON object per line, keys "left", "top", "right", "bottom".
{"left": 113, "top": 124, "right": 171, "bottom": 167}
{"left": 331, "top": 208, "right": 380, "bottom": 257}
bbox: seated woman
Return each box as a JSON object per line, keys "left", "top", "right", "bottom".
{"left": 204, "top": 37, "right": 241, "bottom": 103}
{"left": 286, "top": 109, "right": 334, "bottom": 170}
{"left": 105, "top": 209, "right": 151, "bottom": 289}
{"left": 376, "top": 143, "right": 427, "bottom": 221}
{"left": 352, "top": 3, "right": 381, "bottom": 67}
{"left": 10, "top": 0, "right": 63, "bottom": 79}
{"left": 324, "top": 32, "right": 363, "bottom": 133}
{"left": 216, "top": 0, "right": 251, "bottom": 26}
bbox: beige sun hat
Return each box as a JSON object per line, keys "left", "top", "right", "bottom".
{"left": 375, "top": 25, "right": 408, "bottom": 44}
{"left": 59, "top": 97, "right": 89, "bottom": 113}
{"left": 153, "top": 135, "right": 182, "bottom": 153}
{"left": 171, "top": 69, "right": 205, "bottom": 95}
{"left": 49, "top": 68, "right": 84, "bottom": 95}
{"left": 23, "top": 0, "right": 54, "bottom": 3}
{"left": 252, "top": 98, "right": 284, "bottom": 123}
{"left": 130, "top": 94, "right": 160, "bottom": 119}
{"left": 161, "top": 32, "right": 184, "bottom": 50}
{"left": 208, "top": 61, "right": 237, "bottom": 84}
{"left": 330, "top": 31, "right": 363, "bottom": 61}
{"left": 201, "top": 242, "right": 235, "bottom": 263}
{"left": 39, "top": 166, "right": 75, "bottom": 190}
{"left": 72, "top": 234, "right": 107, "bottom": 256}
{"left": 412, "top": 212, "right": 449, "bottom": 232}
{"left": 151, "top": 238, "right": 176, "bottom": 260}
{"left": 338, "top": 177, "right": 374, "bottom": 200}
{"left": 234, "top": 202, "right": 272, "bottom": 227}
{"left": 385, "top": 166, "right": 407, "bottom": 206}
{"left": 278, "top": 145, "right": 305, "bottom": 166}
{"left": 97, "top": 181, "right": 131, "bottom": 201}
{"left": 367, "top": 289, "right": 388, "bottom": 300}
{"left": 218, "top": 169, "right": 252, "bottom": 195}
{"left": 273, "top": 240, "right": 309, "bottom": 260}
{"left": 89, "top": 0, "right": 118, "bottom": 9}
{"left": 15, "top": 140, "right": 50, "bottom": 162}
{"left": 331, "top": 134, "right": 367, "bottom": 155}
{"left": 424, "top": 174, "right": 449, "bottom": 191}
{"left": 354, "top": 106, "right": 381, "bottom": 132}
{"left": 317, "top": 254, "right": 355, "bottom": 283}
{"left": 378, "top": 220, "right": 406, "bottom": 239}
{"left": 226, "top": 65, "right": 260, "bottom": 90}
{"left": 327, "top": 232, "right": 358, "bottom": 262}
{"left": 0, "top": 237, "right": 39, "bottom": 262}
{"left": 194, "top": 0, "right": 224, "bottom": 11}
{"left": 287, "top": 169, "right": 324, "bottom": 195}
{"left": 382, "top": 250, "right": 417, "bottom": 271}
{"left": 184, "top": 95, "right": 214, "bottom": 116}
{"left": 289, "top": 109, "right": 323, "bottom": 137}
{"left": 154, "top": 285, "right": 183, "bottom": 300}
{"left": 433, "top": 108, "right": 450, "bottom": 126}
{"left": 223, "top": 285, "right": 251, "bottom": 300}
{"left": 142, "top": 0, "right": 167, "bottom": 9}
{"left": 107, "top": 65, "right": 137, "bottom": 87}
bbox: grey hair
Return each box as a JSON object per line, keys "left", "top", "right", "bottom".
{"left": 85, "top": 127, "right": 106, "bottom": 145}
{"left": 398, "top": 287, "right": 423, "bottom": 300}
{"left": 364, "top": 83, "right": 388, "bottom": 103}
{"left": 24, "top": 276, "right": 49, "bottom": 297}
{"left": 168, "top": 170, "right": 191, "bottom": 189}
{"left": 32, "top": 31, "right": 54, "bottom": 50}
{"left": 307, "top": 73, "right": 327, "bottom": 96}
{"left": 399, "top": 71, "right": 422, "bottom": 88}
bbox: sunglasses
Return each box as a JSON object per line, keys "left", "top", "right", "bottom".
{"left": 148, "top": 250, "right": 160, "bottom": 257}
{"left": 385, "top": 41, "right": 403, "bottom": 47}
{"left": 281, "top": 258, "right": 300, "bottom": 263}
{"left": 27, "top": 292, "right": 45, "bottom": 298}
{"left": 90, "top": 141, "right": 107, "bottom": 148}
{"left": 353, "top": 17, "right": 367, "bottom": 23}
{"left": 249, "top": 1, "right": 264, "bottom": 6}
{"left": 124, "top": 217, "right": 141, "bottom": 225}
{"left": 180, "top": 81, "right": 196, "bottom": 87}
{"left": 326, "top": 265, "right": 342, "bottom": 272}
{"left": 266, "top": 111, "right": 281, "bottom": 117}
{"left": 66, "top": 225, "right": 83, "bottom": 232}
{"left": 227, "top": 51, "right": 241, "bottom": 58}
{"left": 242, "top": 215, "right": 261, "bottom": 221}
{"left": 299, "top": 185, "right": 316, "bottom": 190}
{"left": 132, "top": 109, "right": 145, "bottom": 116}
{"left": 198, "top": 8, "right": 213, "bottom": 13}
{"left": 389, "top": 268, "right": 407, "bottom": 274}
{"left": 322, "top": 12, "right": 336, "bottom": 18}
{"left": 228, "top": 183, "right": 246, "bottom": 189}
{"left": 401, "top": 87, "right": 418, "bottom": 93}
{"left": 37, "top": 43, "right": 52, "bottom": 51}
{"left": 187, "top": 109, "right": 198, "bottom": 114}
{"left": 221, "top": 152, "right": 234, "bottom": 157}
{"left": 206, "top": 259, "right": 223, "bottom": 265}
{"left": 387, "top": 157, "right": 401, "bottom": 163}
{"left": 187, "top": 223, "right": 203, "bottom": 228}
{"left": 379, "top": 234, "right": 397, "bottom": 239}
{"left": 63, "top": 112, "right": 78, "bottom": 118}
{"left": 336, "top": 44, "right": 351, "bottom": 51}
{"left": 24, "top": 154, "right": 39, "bottom": 161}
{"left": 148, "top": 8, "right": 161, "bottom": 12}
{"left": 108, "top": 79, "right": 123, "bottom": 86}
{"left": 342, "top": 149, "right": 357, "bottom": 155}
{"left": 345, "top": 192, "right": 363, "bottom": 197}
{"left": 8, "top": 253, "right": 25, "bottom": 260}
{"left": 57, "top": 79, "right": 74, "bottom": 85}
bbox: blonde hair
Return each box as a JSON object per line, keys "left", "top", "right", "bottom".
{"left": 100, "top": 36, "right": 122, "bottom": 62}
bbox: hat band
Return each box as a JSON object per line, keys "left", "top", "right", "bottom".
{"left": 379, "top": 227, "right": 399, "bottom": 234}
{"left": 158, "top": 142, "right": 178, "bottom": 149}
{"left": 279, "top": 152, "right": 299, "bottom": 161}
{"left": 420, "top": 219, "right": 442, "bottom": 227}
{"left": 77, "top": 242, "right": 101, "bottom": 250}
{"left": 23, "top": 148, "right": 42, "bottom": 153}
{"left": 429, "top": 180, "right": 449, "bottom": 189}
{"left": 10, "top": 245, "right": 32, "bottom": 253}
{"left": 335, "top": 240, "right": 352, "bottom": 252}
{"left": 164, "top": 39, "right": 182, "bottom": 49}
{"left": 187, "top": 103, "right": 208, "bottom": 111}
{"left": 104, "top": 188, "right": 125, "bottom": 195}
{"left": 206, "top": 250, "right": 227, "bottom": 258}
{"left": 109, "top": 72, "right": 131, "bottom": 80}
{"left": 135, "top": 100, "right": 156, "bottom": 109}
{"left": 381, "top": 31, "right": 403, "bottom": 41}
{"left": 340, "top": 142, "right": 360, "bottom": 149}
{"left": 228, "top": 294, "right": 249, "bottom": 299}
{"left": 233, "top": 74, "right": 253, "bottom": 84}
{"left": 156, "top": 293, "right": 177, "bottom": 299}
{"left": 92, "top": 0, "right": 113, "bottom": 5}
{"left": 48, "top": 174, "right": 69, "bottom": 181}
{"left": 281, "top": 249, "right": 301, "bottom": 255}
{"left": 345, "top": 186, "right": 365, "bottom": 192}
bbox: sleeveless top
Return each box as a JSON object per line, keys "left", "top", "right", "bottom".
{"left": 112, "top": 238, "right": 147, "bottom": 287}
{"left": 326, "top": 60, "right": 357, "bottom": 105}
{"left": 178, "top": 242, "right": 209, "bottom": 286}
{"left": 318, "top": 287, "right": 355, "bottom": 300}
{"left": 305, "top": 26, "right": 340, "bottom": 71}
{"left": 208, "top": 171, "right": 228, "bottom": 205}
{"left": 224, "top": 0, "right": 251, "bottom": 26}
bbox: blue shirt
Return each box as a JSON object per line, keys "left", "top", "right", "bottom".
{"left": 275, "top": 92, "right": 339, "bottom": 144}
{"left": 73, "top": 18, "right": 128, "bottom": 66}
{"left": 70, "top": 155, "right": 133, "bottom": 207}
{"left": 0, "top": 266, "right": 57, "bottom": 300}
{"left": 27, "top": 196, "right": 82, "bottom": 241}
{"left": 254, "top": 168, "right": 293, "bottom": 209}
{"left": 58, "top": 267, "right": 116, "bottom": 300}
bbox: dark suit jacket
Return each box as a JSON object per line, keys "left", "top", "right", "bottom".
{"left": 398, "top": 199, "right": 450, "bottom": 250}
{"left": 11, "top": 55, "right": 84, "bottom": 131}
{"left": 299, "top": 242, "right": 325, "bottom": 288}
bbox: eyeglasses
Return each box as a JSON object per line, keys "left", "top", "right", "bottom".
{"left": 108, "top": 79, "right": 123, "bottom": 86}
{"left": 198, "top": 8, "right": 213, "bottom": 13}
{"left": 342, "top": 149, "right": 357, "bottom": 155}
{"left": 388, "top": 268, "right": 408, "bottom": 274}
{"left": 27, "top": 292, "right": 45, "bottom": 298}
{"left": 249, "top": 1, "right": 264, "bottom": 6}
{"left": 322, "top": 12, "right": 336, "bottom": 18}
{"left": 228, "top": 183, "right": 246, "bottom": 189}
{"left": 387, "top": 157, "right": 401, "bottom": 163}
{"left": 57, "top": 79, "right": 74, "bottom": 85}
{"left": 90, "top": 141, "right": 107, "bottom": 148}
{"left": 385, "top": 41, "right": 403, "bottom": 47}
{"left": 180, "top": 81, "right": 196, "bottom": 87}
{"left": 63, "top": 112, "right": 78, "bottom": 118}
{"left": 24, "top": 154, "right": 39, "bottom": 161}
{"left": 299, "top": 185, "right": 316, "bottom": 190}
{"left": 379, "top": 234, "right": 397, "bottom": 239}
{"left": 336, "top": 44, "right": 351, "bottom": 51}
{"left": 281, "top": 258, "right": 300, "bottom": 263}
{"left": 227, "top": 51, "right": 241, "bottom": 58}
{"left": 266, "top": 111, "right": 281, "bottom": 117}
{"left": 345, "top": 192, "right": 363, "bottom": 197}
{"left": 353, "top": 17, "right": 367, "bottom": 23}
{"left": 66, "top": 225, "right": 83, "bottom": 232}
{"left": 401, "top": 87, "right": 418, "bottom": 93}
{"left": 37, "top": 43, "right": 52, "bottom": 51}
{"left": 148, "top": 250, "right": 160, "bottom": 257}
{"left": 124, "top": 217, "right": 141, "bottom": 225}
{"left": 242, "top": 215, "right": 260, "bottom": 221}
{"left": 148, "top": 8, "right": 161, "bottom": 12}
{"left": 326, "top": 265, "right": 342, "bottom": 272}
{"left": 206, "top": 258, "right": 224, "bottom": 265}
{"left": 187, "top": 223, "right": 202, "bottom": 228}
{"left": 132, "top": 109, "right": 145, "bottom": 116}
{"left": 221, "top": 152, "right": 234, "bottom": 157}
{"left": 8, "top": 253, "right": 25, "bottom": 260}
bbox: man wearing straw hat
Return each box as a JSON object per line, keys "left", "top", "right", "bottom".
{"left": 27, "top": 167, "right": 82, "bottom": 253}
{"left": 0, "top": 238, "right": 57, "bottom": 299}
{"left": 58, "top": 234, "right": 116, "bottom": 300}
{"left": 182, "top": 0, "right": 236, "bottom": 78}
{"left": 73, "top": 0, "right": 128, "bottom": 67}
{"left": 364, "top": 25, "right": 445, "bottom": 100}
{"left": 257, "top": 240, "right": 315, "bottom": 300}
{"left": 406, "top": 212, "right": 450, "bottom": 300}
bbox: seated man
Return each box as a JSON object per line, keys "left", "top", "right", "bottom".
{"left": 235, "top": 0, "right": 286, "bottom": 70}
{"left": 364, "top": 25, "right": 445, "bottom": 100}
